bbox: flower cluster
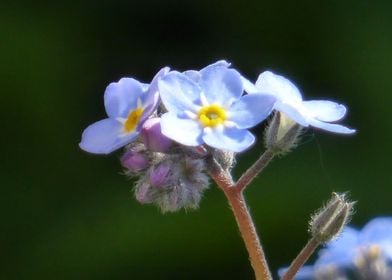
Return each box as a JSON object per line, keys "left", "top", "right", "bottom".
{"left": 80, "top": 60, "right": 355, "bottom": 212}
{"left": 282, "top": 217, "right": 392, "bottom": 280}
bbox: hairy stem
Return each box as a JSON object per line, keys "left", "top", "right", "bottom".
{"left": 236, "top": 149, "right": 275, "bottom": 191}
{"left": 225, "top": 189, "right": 272, "bottom": 280}
{"left": 209, "top": 162, "right": 272, "bottom": 280}
{"left": 281, "top": 237, "right": 321, "bottom": 280}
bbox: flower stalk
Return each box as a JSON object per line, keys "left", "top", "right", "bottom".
{"left": 236, "top": 148, "right": 275, "bottom": 191}
{"left": 209, "top": 158, "right": 272, "bottom": 280}
{"left": 225, "top": 189, "right": 272, "bottom": 280}
{"left": 280, "top": 237, "right": 320, "bottom": 280}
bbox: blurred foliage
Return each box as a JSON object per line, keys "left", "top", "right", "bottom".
{"left": 1, "top": 0, "right": 392, "bottom": 279}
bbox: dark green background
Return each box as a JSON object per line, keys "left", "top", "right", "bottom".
{"left": 2, "top": 1, "right": 391, "bottom": 279}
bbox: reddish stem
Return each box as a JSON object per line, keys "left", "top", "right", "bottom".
{"left": 281, "top": 237, "right": 320, "bottom": 280}
{"left": 236, "top": 149, "right": 275, "bottom": 192}
{"left": 209, "top": 165, "right": 272, "bottom": 280}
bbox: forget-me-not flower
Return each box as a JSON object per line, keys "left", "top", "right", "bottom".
{"left": 158, "top": 62, "right": 276, "bottom": 152}
{"left": 80, "top": 67, "right": 169, "bottom": 154}
{"left": 244, "top": 71, "right": 356, "bottom": 134}
{"left": 281, "top": 217, "right": 392, "bottom": 279}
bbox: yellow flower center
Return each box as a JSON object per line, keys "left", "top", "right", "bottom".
{"left": 124, "top": 108, "right": 144, "bottom": 133}
{"left": 198, "top": 104, "right": 227, "bottom": 127}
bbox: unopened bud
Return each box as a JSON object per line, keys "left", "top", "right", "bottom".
{"left": 211, "top": 149, "right": 236, "bottom": 171}
{"left": 310, "top": 192, "right": 355, "bottom": 243}
{"left": 133, "top": 155, "right": 209, "bottom": 213}
{"left": 121, "top": 150, "right": 149, "bottom": 171}
{"left": 265, "top": 111, "right": 302, "bottom": 155}
{"left": 149, "top": 163, "right": 171, "bottom": 187}
{"left": 135, "top": 181, "right": 154, "bottom": 204}
{"left": 141, "top": 118, "right": 172, "bottom": 152}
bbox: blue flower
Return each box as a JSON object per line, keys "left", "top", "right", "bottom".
{"left": 280, "top": 217, "right": 392, "bottom": 279}
{"left": 157, "top": 61, "right": 276, "bottom": 152}
{"left": 79, "top": 67, "right": 169, "bottom": 154}
{"left": 244, "top": 71, "right": 356, "bottom": 134}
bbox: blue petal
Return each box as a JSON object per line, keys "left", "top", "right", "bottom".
{"left": 228, "top": 94, "right": 276, "bottom": 129}
{"left": 202, "top": 126, "right": 255, "bottom": 152}
{"left": 104, "top": 78, "right": 145, "bottom": 119}
{"left": 307, "top": 118, "right": 356, "bottom": 134}
{"left": 303, "top": 100, "right": 347, "bottom": 122}
{"left": 275, "top": 102, "right": 309, "bottom": 127}
{"left": 255, "top": 71, "right": 303, "bottom": 102}
{"left": 79, "top": 119, "right": 137, "bottom": 154}
{"left": 158, "top": 72, "right": 202, "bottom": 113}
{"left": 200, "top": 66, "right": 243, "bottom": 106}
{"left": 184, "top": 60, "right": 231, "bottom": 83}
{"left": 360, "top": 217, "right": 392, "bottom": 260}
{"left": 316, "top": 227, "right": 360, "bottom": 268}
{"left": 241, "top": 76, "right": 259, "bottom": 94}
{"left": 360, "top": 217, "right": 392, "bottom": 243}
{"left": 160, "top": 112, "right": 203, "bottom": 146}
{"left": 183, "top": 70, "right": 201, "bottom": 82}
{"left": 141, "top": 67, "right": 170, "bottom": 121}
{"left": 200, "top": 60, "right": 231, "bottom": 71}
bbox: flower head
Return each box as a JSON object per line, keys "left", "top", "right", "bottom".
{"left": 245, "top": 71, "right": 356, "bottom": 134}
{"left": 79, "top": 67, "right": 169, "bottom": 154}
{"left": 134, "top": 155, "right": 210, "bottom": 213}
{"left": 158, "top": 61, "right": 276, "bottom": 152}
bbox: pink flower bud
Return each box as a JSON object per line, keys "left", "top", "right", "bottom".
{"left": 121, "top": 150, "right": 149, "bottom": 171}
{"left": 135, "top": 182, "right": 153, "bottom": 204}
{"left": 141, "top": 118, "right": 172, "bottom": 152}
{"left": 149, "top": 164, "right": 171, "bottom": 187}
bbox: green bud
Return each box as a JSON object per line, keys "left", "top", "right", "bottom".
{"left": 310, "top": 192, "right": 355, "bottom": 243}
{"left": 265, "top": 112, "right": 303, "bottom": 155}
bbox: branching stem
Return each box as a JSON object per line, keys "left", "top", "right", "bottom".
{"left": 236, "top": 149, "right": 275, "bottom": 191}
{"left": 209, "top": 159, "right": 272, "bottom": 280}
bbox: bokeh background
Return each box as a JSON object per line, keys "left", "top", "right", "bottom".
{"left": 2, "top": 0, "right": 392, "bottom": 279}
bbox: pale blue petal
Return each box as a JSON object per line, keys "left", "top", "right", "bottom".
{"left": 360, "top": 217, "right": 392, "bottom": 260}
{"left": 184, "top": 60, "right": 231, "bottom": 83}
{"left": 140, "top": 91, "right": 160, "bottom": 125}
{"left": 104, "top": 78, "right": 144, "bottom": 118}
{"left": 228, "top": 94, "right": 276, "bottom": 129}
{"left": 140, "top": 82, "right": 150, "bottom": 92}
{"left": 316, "top": 227, "right": 359, "bottom": 267}
{"left": 183, "top": 70, "right": 201, "bottom": 82}
{"left": 202, "top": 126, "right": 255, "bottom": 152}
{"left": 200, "top": 60, "right": 231, "bottom": 71}
{"left": 275, "top": 102, "right": 309, "bottom": 127}
{"left": 361, "top": 217, "right": 392, "bottom": 243}
{"left": 307, "top": 118, "right": 356, "bottom": 134}
{"left": 255, "top": 71, "right": 303, "bottom": 102}
{"left": 160, "top": 112, "right": 203, "bottom": 146}
{"left": 79, "top": 119, "right": 137, "bottom": 154}
{"left": 200, "top": 66, "right": 243, "bottom": 105}
{"left": 141, "top": 67, "right": 170, "bottom": 119}
{"left": 303, "top": 100, "right": 347, "bottom": 122}
{"left": 241, "top": 76, "right": 259, "bottom": 94}
{"left": 158, "top": 72, "right": 201, "bottom": 113}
